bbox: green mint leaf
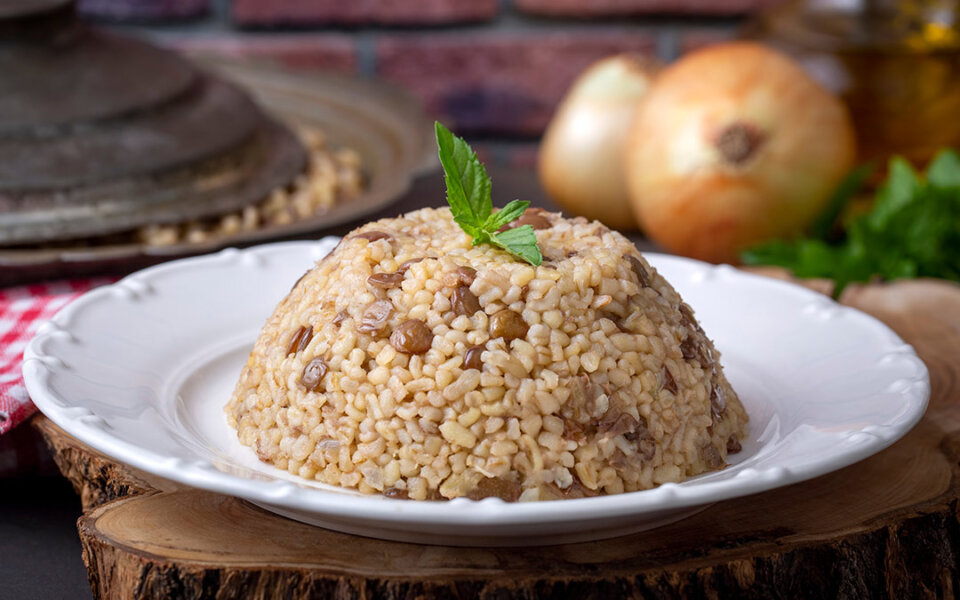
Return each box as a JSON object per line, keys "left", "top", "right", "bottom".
{"left": 435, "top": 121, "right": 491, "bottom": 228}
{"left": 483, "top": 200, "right": 530, "bottom": 232}
{"left": 456, "top": 220, "right": 483, "bottom": 241}
{"left": 471, "top": 228, "right": 493, "bottom": 247}
{"left": 927, "top": 148, "right": 960, "bottom": 188}
{"left": 490, "top": 226, "right": 543, "bottom": 266}
{"left": 808, "top": 163, "right": 873, "bottom": 240}
{"left": 435, "top": 121, "right": 543, "bottom": 265}
{"left": 741, "top": 240, "right": 801, "bottom": 268}
{"left": 436, "top": 132, "right": 472, "bottom": 226}
{"left": 869, "top": 156, "right": 919, "bottom": 229}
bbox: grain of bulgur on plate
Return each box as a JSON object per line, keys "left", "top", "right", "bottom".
{"left": 225, "top": 207, "right": 748, "bottom": 501}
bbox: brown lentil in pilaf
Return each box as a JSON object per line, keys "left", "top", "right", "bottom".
{"left": 225, "top": 207, "right": 748, "bottom": 501}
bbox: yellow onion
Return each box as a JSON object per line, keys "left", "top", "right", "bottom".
{"left": 625, "top": 42, "right": 856, "bottom": 264}
{"left": 539, "top": 54, "right": 661, "bottom": 230}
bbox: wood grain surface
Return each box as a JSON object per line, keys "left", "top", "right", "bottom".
{"left": 33, "top": 275, "right": 960, "bottom": 599}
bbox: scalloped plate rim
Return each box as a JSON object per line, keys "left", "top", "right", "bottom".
{"left": 23, "top": 239, "right": 930, "bottom": 534}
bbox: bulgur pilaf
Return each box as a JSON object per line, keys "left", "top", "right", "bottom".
{"left": 226, "top": 207, "right": 747, "bottom": 501}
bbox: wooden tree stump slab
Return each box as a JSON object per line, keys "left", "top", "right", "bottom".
{"left": 33, "top": 276, "right": 960, "bottom": 599}
{"left": 32, "top": 413, "right": 180, "bottom": 511}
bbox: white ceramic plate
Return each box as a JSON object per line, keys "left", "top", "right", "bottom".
{"left": 24, "top": 239, "right": 930, "bottom": 546}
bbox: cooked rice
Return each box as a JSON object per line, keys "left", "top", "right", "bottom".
{"left": 226, "top": 207, "right": 748, "bottom": 501}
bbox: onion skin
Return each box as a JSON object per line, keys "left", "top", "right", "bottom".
{"left": 539, "top": 54, "right": 660, "bottom": 231}
{"left": 625, "top": 42, "right": 856, "bottom": 264}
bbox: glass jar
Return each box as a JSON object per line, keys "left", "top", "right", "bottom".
{"left": 745, "top": 0, "right": 960, "bottom": 166}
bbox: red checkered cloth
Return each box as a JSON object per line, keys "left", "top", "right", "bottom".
{"left": 0, "top": 278, "right": 114, "bottom": 436}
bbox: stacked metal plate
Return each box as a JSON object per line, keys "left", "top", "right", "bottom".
{"left": 0, "top": 0, "right": 306, "bottom": 245}
{"left": 0, "top": 0, "right": 432, "bottom": 282}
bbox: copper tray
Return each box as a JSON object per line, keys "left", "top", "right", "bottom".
{"left": 0, "top": 58, "right": 435, "bottom": 284}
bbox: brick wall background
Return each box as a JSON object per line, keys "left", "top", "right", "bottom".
{"left": 81, "top": 0, "right": 783, "bottom": 164}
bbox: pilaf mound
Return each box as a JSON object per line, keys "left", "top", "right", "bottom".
{"left": 226, "top": 207, "right": 748, "bottom": 501}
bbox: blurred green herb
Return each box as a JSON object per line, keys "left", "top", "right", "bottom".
{"left": 807, "top": 163, "right": 875, "bottom": 240}
{"left": 742, "top": 149, "right": 960, "bottom": 297}
{"left": 435, "top": 121, "right": 542, "bottom": 266}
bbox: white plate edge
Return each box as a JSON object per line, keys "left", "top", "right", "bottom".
{"left": 22, "top": 241, "right": 931, "bottom": 526}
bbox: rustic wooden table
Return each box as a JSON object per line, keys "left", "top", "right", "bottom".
{"left": 9, "top": 166, "right": 960, "bottom": 599}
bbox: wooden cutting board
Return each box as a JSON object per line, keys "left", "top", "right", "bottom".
{"left": 32, "top": 274, "right": 960, "bottom": 600}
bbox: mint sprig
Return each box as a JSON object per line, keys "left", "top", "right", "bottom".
{"left": 435, "top": 122, "right": 542, "bottom": 266}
